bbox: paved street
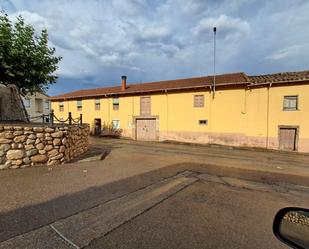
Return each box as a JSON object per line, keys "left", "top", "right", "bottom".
{"left": 1, "top": 138, "right": 309, "bottom": 248}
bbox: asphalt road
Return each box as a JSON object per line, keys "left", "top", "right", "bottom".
{"left": 1, "top": 169, "right": 309, "bottom": 249}
{"left": 1, "top": 138, "right": 309, "bottom": 248}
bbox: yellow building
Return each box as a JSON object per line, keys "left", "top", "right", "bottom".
{"left": 51, "top": 70, "right": 309, "bottom": 152}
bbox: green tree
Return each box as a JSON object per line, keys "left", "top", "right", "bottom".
{"left": 0, "top": 11, "right": 61, "bottom": 94}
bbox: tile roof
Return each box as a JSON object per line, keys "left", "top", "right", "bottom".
{"left": 50, "top": 72, "right": 248, "bottom": 100}
{"left": 249, "top": 70, "right": 309, "bottom": 85}
{"left": 50, "top": 70, "right": 309, "bottom": 101}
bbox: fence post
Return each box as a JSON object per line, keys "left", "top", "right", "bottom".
{"left": 50, "top": 110, "right": 54, "bottom": 126}
{"left": 69, "top": 112, "right": 72, "bottom": 125}
{"left": 80, "top": 113, "right": 82, "bottom": 125}
{"left": 42, "top": 114, "right": 45, "bottom": 123}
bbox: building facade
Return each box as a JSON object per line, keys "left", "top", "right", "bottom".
{"left": 51, "top": 71, "right": 309, "bottom": 152}
{"left": 23, "top": 92, "right": 50, "bottom": 123}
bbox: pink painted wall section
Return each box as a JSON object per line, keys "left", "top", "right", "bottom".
{"left": 157, "top": 131, "right": 309, "bottom": 152}
{"left": 159, "top": 131, "right": 210, "bottom": 144}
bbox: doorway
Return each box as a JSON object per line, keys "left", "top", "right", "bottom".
{"left": 278, "top": 126, "right": 298, "bottom": 151}
{"left": 136, "top": 118, "right": 156, "bottom": 141}
{"left": 94, "top": 118, "right": 102, "bottom": 135}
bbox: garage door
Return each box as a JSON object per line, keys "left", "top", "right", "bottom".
{"left": 279, "top": 128, "right": 297, "bottom": 151}
{"left": 136, "top": 119, "right": 156, "bottom": 141}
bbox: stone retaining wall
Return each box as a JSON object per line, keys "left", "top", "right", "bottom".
{"left": 0, "top": 124, "right": 90, "bottom": 169}
{"left": 284, "top": 211, "right": 309, "bottom": 228}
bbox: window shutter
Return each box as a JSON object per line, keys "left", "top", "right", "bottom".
{"left": 194, "top": 95, "right": 204, "bottom": 107}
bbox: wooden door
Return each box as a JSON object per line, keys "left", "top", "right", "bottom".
{"left": 136, "top": 119, "right": 156, "bottom": 141}
{"left": 140, "top": 97, "right": 151, "bottom": 116}
{"left": 279, "top": 128, "right": 297, "bottom": 151}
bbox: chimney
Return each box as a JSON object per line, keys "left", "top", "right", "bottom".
{"left": 121, "top": 75, "right": 127, "bottom": 91}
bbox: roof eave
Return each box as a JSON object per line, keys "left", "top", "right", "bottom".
{"left": 50, "top": 82, "right": 249, "bottom": 101}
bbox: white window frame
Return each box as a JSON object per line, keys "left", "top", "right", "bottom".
{"left": 44, "top": 100, "right": 50, "bottom": 110}
{"left": 59, "top": 101, "right": 64, "bottom": 112}
{"left": 112, "top": 120, "right": 120, "bottom": 129}
{"left": 77, "top": 99, "right": 82, "bottom": 111}
{"left": 95, "top": 98, "right": 101, "bottom": 110}
{"left": 113, "top": 98, "right": 119, "bottom": 110}
{"left": 283, "top": 95, "right": 298, "bottom": 111}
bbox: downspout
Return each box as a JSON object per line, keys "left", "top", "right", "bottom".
{"left": 105, "top": 94, "right": 110, "bottom": 125}
{"left": 266, "top": 83, "right": 271, "bottom": 148}
{"left": 165, "top": 89, "right": 169, "bottom": 138}
{"left": 241, "top": 88, "right": 247, "bottom": 115}
{"left": 132, "top": 96, "right": 134, "bottom": 139}
{"left": 209, "top": 85, "right": 213, "bottom": 144}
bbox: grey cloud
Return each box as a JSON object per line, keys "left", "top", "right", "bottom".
{"left": 1, "top": 0, "right": 308, "bottom": 95}
{"left": 192, "top": 15, "right": 250, "bottom": 40}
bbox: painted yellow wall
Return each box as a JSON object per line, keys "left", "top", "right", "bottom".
{"left": 51, "top": 84, "right": 309, "bottom": 152}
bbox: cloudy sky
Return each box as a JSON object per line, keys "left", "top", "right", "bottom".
{"left": 1, "top": 0, "right": 309, "bottom": 96}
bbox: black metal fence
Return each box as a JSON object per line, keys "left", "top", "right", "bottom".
{"left": 29, "top": 110, "right": 83, "bottom": 125}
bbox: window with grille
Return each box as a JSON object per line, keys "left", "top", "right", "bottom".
{"left": 77, "top": 99, "right": 82, "bottom": 111}
{"left": 283, "top": 96, "right": 298, "bottom": 111}
{"left": 59, "top": 101, "right": 64, "bottom": 112}
{"left": 194, "top": 95, "right": 204, "bottom": 107}
{"left": 95, "top": 99, "right": 100, "bottom": 110}
{"left": 113, "top": 98, "right": 119, "bottom": 110}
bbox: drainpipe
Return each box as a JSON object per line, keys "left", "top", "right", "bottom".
{"left": 165, "top": 89, "right": 169, "bottom": 137}
{"left": 209, "top": 85, "right": 213, "bottom": 144}
{"left": 266, "top": 83, "right": 271, "bottom": 148}
{"left": 105, "top": 94, "right": 110, "bottom": 126}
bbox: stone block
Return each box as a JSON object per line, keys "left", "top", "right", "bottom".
{"left": 31, "top": 154, "right": 48, "bottom": 163}
{"left": 51, "top": 131, "right": 63, "bottom": 138}
{"left": 26, "top": 149, "right": 38, "bottom": 157}
{"left": 0, "top": 138, "right": 12, "bottom": 144}
{"left": 36, "top": 143, "right": 44, "bottom": 150}
{"left": 6, "top": 150, "right": 24, "bottom": 160}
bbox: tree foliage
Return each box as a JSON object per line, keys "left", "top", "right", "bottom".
{"left": 0, "top": 11, "right": 62, "bottom": 94}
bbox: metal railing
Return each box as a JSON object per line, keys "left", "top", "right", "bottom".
{"left": 29, "top": 110, "right": 83, "bottom": 126}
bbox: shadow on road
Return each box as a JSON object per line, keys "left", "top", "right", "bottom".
{"left": 1, "top": 162, "right": 309, "bottom": 243}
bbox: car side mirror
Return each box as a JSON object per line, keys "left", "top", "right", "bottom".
{"left": 273, "top": 207, "right": 309, "bottom": 249}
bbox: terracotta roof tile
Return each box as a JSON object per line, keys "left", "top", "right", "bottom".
{"left": 50, "top": 70, "right": 309, "bottom": 101}
{"left": 50, "top": 72, "right": 248, "bottom": 100}
{"left": 249, "top": 70, "right": 309, "bottom": 84}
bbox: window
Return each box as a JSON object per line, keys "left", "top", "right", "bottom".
{"left": 113, "top": 98, "right": 119, "bottom": 110}
{"left": 95, "top": 99, "right": 100, "bottom": 110}
{"left": 44, "top": 100, "right": 50, "bottom": 110}
{"left": 35, "top": 98, "right": 43, "bottom": 113}
{"left": 194, "top": 95, "right": 204, "bottom": 107}
{"left": 59, "top": 101, "right": 64, "bottom": 112}
{"left": 283, "top": 96, "right": 298, "bottom": 111}
{"left": 199, "top": 120, "right": 208, "bottom": 125}
{"left": 24, "top": 98, "right": 31, "bottom": 108}
{"left": 77, "top": 99, "right": 82, "bottom": 111}
{"left": 140, "top": 96, "right": 151, "bottom": 115}
{"left": 112, "top": 120, "right": 120, "bottom": 129}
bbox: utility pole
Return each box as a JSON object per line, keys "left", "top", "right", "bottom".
{"left": 213, "top": 26, "right": 217, "bottom": 99}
